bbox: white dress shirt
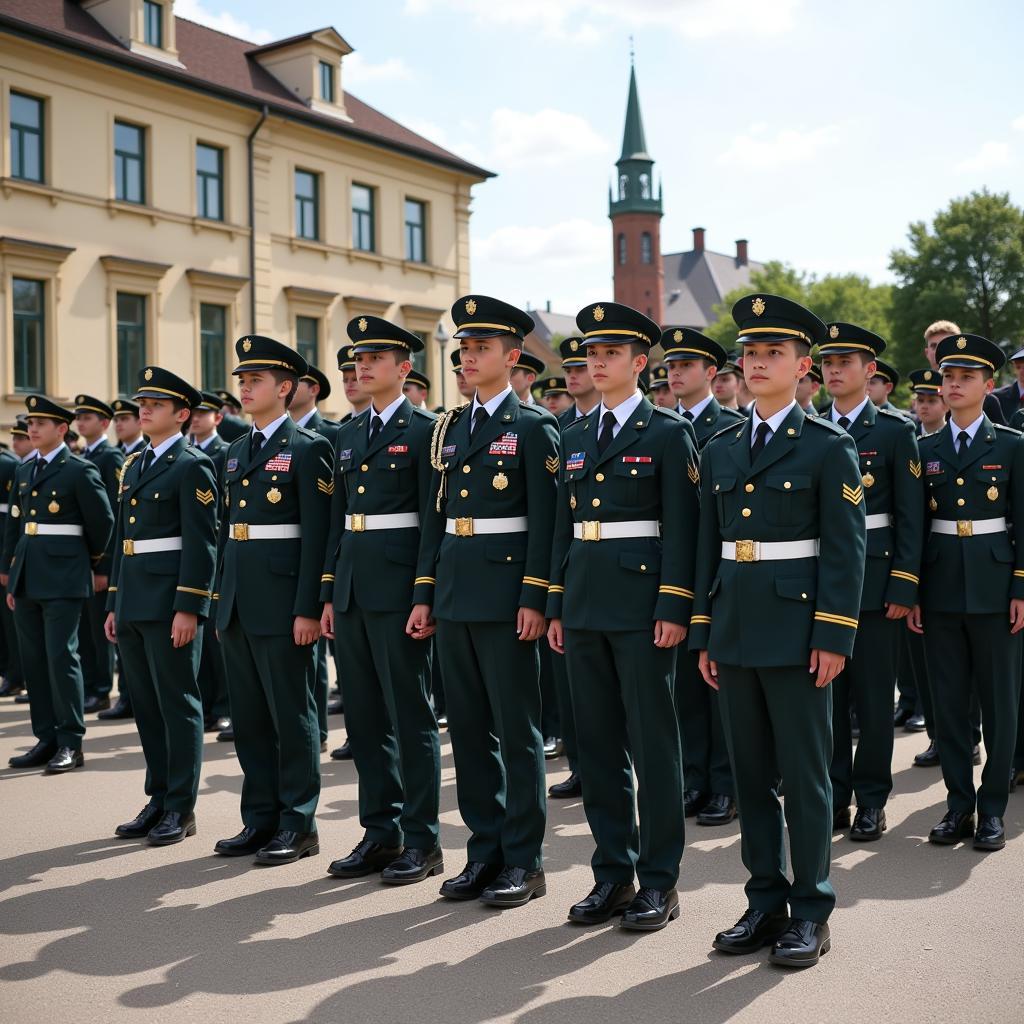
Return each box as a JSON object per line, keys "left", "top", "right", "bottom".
{"left": 596, "top": 389, "right": 645, "bottom": 440}
{"left": 750, "top": 400, "right": 797, "bottom": 448}
{"left": 950, "top": 413, "right": 985, "bottom": 452}
{"left": 830, "top": 396, "right": 871, "bottom": 428}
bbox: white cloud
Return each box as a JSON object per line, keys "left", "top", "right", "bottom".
{"left": 344, "top": 52, "right": 414, "bottom": 85}
{"left": 1012, "top": 115, "right": 1024, "bottom": 132}
{"left": 474, "top": 219, "right": 608, "bottom": 267}
{"left": 955, "top": 141, "right": 1011, "bottom": 173}
{"left": 403, "top": 118, "right": 488, "bottom": 167}
{"left": 489, "top": 108, "right": 609, "bottom": 167}
{"left": 175, "top": 0, "right": 273, "bottom": 43}
{"left": 717, "top": 124, "right": 840, "bottom": 167}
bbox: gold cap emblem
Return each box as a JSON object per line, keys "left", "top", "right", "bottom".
{"left": 242, "top": 338, "right": 252, "bottom": 353}
{"left": 569, "top": 339, "right": 578, "bottom": 352}
{"left": 465, "top": 299, "right": 477, "bottom": 316}
{"left": 924, "top": 370, "right": 933, "bottom": 381}
{"left": 593, "top": 305, "right": 605, "bottom": 322}
{"left": 673, "top": 329, "right": 683, "bottom": 343}
{"left": 549, "top": 379, "right": 556, "bottom": 388}
{"left": 358, "top": 317, "right": 368, "bottom": 332}
{"left": 144, "top": 368, "right": 154, "bottom": 381}
{"left": 829, "top": 325, "right": 839, "bottom": 339}
{"left": 28, "top": 397, "right": 36, "bottom": 408}
{"left": 76, "top": 395, "right": 84, "bottom": 404}
{"left": 752, "top": 297, "right": 766, "bottom": 317}
{"left": 956, "top": 337, "right": 967, "bottom": 349}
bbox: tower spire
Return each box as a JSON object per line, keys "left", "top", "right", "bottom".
{"left": 619, "top": 62, "right": 650, "bottom": 162}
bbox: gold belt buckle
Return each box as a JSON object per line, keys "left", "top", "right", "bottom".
{"left": 350, "top": 513, "right": 366, "bottom": 533}
{"left": 25, "top": 522, "right": 37, "bottom": 536}
{"left": 735, "top": 539, "right": 758, "bottom": 562}
{"left": 122, "top": 539, "right": 135, "bottom": 556}
{"left": 232, "top": 523, "right": 250, "bottom": 542}
{"left": 454, "top": 517, "right": 474, "bottom": 537}
{"left": 581, "top": 520, "right": 601, "bottom": 542}
{"left": 957, "top": 520, "right": 973, "bottom": 538}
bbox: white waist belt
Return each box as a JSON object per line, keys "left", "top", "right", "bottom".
{"left": 866, "top": 513, "right": 892, "bottom": 530}
{"left": 346, "top": 513, "right": 419, "bottom": 533}
{"left": 123, "top": 537, "right": 182, "bottom": 556}
{"left": 25, "top": 523, "right": 83, "bottom": 537}
{"left": 446, "top": 516, "right": 528, "bottom": 537}
{"left": 573, "top": 520, "right": 660, "bottom": 542}
{"left": 229, "top": 523, "right": 301, "bottom": 541}
{"left": 722, "top": 539, "right": 819, "bottom": 562}
{"left": 0, "top": 504, "right": 8, "bottom": 514}
{"left": 931, "top": 517, "right": 1006, "bottom": 537}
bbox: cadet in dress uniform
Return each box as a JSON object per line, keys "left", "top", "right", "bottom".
{"left": 450, "top": 347, "right": 475, "bottom": 404}
{"left": 797, "top": 365, "right": 823, "bottom": 415}
{"left": 403, "top": 369, "right": 431, "bottom": 410}
{"left": 74, "top": 396, "right": 124, "bottom": 713}
{"left": 409, "top": 295, "right": 558, "bottom": 907}
{"left": 212, "top": 336, "right": 332, "bottom": 865}
{"left": 3, "top": 396, "right": 114, "bottom": 773}
{"left": 690, "top": 295, "right": 866, "bottom": 967}
{"left": 648, "top": 365, "right": 676, "bottom": 409}
{"left": 112, "top": 399, "right": 146, "bottom": 456}
{"left": 662, "top": 328, "right": 746, "bottom": 826}
{"left": 510, "top": 350, "right": 546, "bottom": 405}
{"left": 910, "top": 333, "right": 1024, "bottom": 852}
{"left": 819, "top": 324, "right": 923, "bottom": 841}
{"left": 868, "top": 360, "right": 908, "bottom": 418}
{"left": 0, "top": 441, "right": 21, "bottom": 698}
{"left": 106, "top": 368, "right": 217, "bottom": 845}
{"left": 3, "top": 418, "right": 34, "bottom": 705}
{"left": 547, "top": 303, "right": 699, "bottom": 931}
{"left": 215, "top": 390, "right": 249, "bottom": 442}
{"left": 321, "top": 317, "right": 442, "bottom": 885}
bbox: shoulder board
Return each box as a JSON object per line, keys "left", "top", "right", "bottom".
{"left": 410, "top": 405, "right": 438, "bottom": 421}
{"left": 563, "top": 414, "right": 589, "bottom": 432}
{"left": 518, "top": 401, "right": 546, "bottom": 417}
{"left": 650, "top": 405, "right": 682, "bottom": 421}
{"left": 706, "top": 422, "right": 745, "bottom": 447}
{"left": 993, "top": 422, "right": 1023, "bottom": 435}
{"left": 877, "top": 406, "right": 908, "bottom": 421}
{"left": 294, "top": 425, "right": 320, "bottom": 441}
{"left": 721, "top": 406, "right": 746, "bottom": 420}
{"left": 67, "top": 452, "right": 90, "bottom": 465}
{"left": 179, "top": 444, "right": 205, "bottom": 460}
{"left": 806, "top": 415, "right": 845, "bottom": 435}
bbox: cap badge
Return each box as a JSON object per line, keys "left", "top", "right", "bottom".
{"left": 144, "top": 368, "right": 153, "bottom": 381}
{"left": 673, "top": 329, "right": 683, "bottom": 343}
{"left": 569, "top": 339, "right": 579, "bottom": 352}
{"left": 956, "top": 337, "right": 967, "bottom": 349}
{"left": 242, "top": 338, "right": 252, "bottom": 353}
{"left": 28, "top": 397, "right": 36, "bottom": 408}
{"left": 829, "top": 325, "right": 839, "bottom": 339}
{"left": 752, "top": 297, "right": 766, "bottom": 317}
{"left": 593, "top": 305, "right": 605, "bottom": 322}
{"left": 76, "top": 395, "right": 84, "bottom": 404}
{"left": 925, "top": 371, "right": 933, "bottom": 381}
{"left": 549, "top": 379, "right": 556, "bottom": 388}
{"left": 465, "top": 299, "right": 477, "bottom": 316}
{"left": 358, "top": 317, "right": 368, "bottom": 332}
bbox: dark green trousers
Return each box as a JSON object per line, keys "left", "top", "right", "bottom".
{"left": 429, "top": 641, "right": 446, "bottom": 716}
{"left": 335, "top": 607, "right": 440, "bottom": 849}
{"left": 831, "top": 611, "right": 899, "bottom": 810}
{"left": 550, "top": 646, "right": 578, "bottom": 772}
{"left": 14, "top": 596, "right": 85, "bottom": 749}
{"left": 676, "top": 648, "right": 732, "bottom": 797}
{"left": 79, "top": 592, "right": 114, "bottom": 699}
{"left": 565, "top": 628, "right": 683, "bottom": 890}
{"left": 197, "top": 623, "right": 229, "bottom": 721}
{"left": 0, "top": 596, "right": 23, "bottom": 687}
{"left": 539, "top": 643, "right": 559, "bottom": 740}
{"left": 902, "top": 630, "right": 981, "bottom": 744}
{"left": 435, "top": 618, "right": 546, "bottom": 870}
{"left": 1014, "top": 647, "right": 1024, "bottom": 772}
{"left": 717, "top": 663, "right": 835, "bottom": 924}
{"left": 314, "top": 637, "right": 329, "bottom": 744}
{"left": 117, "top": 620, "right": 204, "bottom": 812}
{"left": 923, "top": 611, "right": 1022, "bottom": 817}
{"left": 221, "top": 616, "right": 321, "bottom": 833}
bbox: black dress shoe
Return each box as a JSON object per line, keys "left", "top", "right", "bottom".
{"left": 216, "top": 727, "right": 234, "bottom": 743}
{"left": 330, "top": 740, "right": 352, "bottom": 760}
{"left": 684, "top": 788, "right": 709, "bottom": 817}
{"left": 929, "top": 809, "right": 975, "bottom": 845}
{"left": 97, "top": 697, "right": 133, "bottom": 720}
{"left": 972, "top": 745, "right": 982, "bottom": 766}
{"left": 115, "top": 802, "right": 163, "bottom": 838}
{"left": 849, "top": 807, "right": 886, "bottom": 841}
{"left": 478, "top": 866, "right": 546, "bottom": 907}
{"left": 148, "top": 811, "right": 196, "bottom": 846}
{"left": 214, "top": 826, "right": 276, "bottom": 857}
{"left": 381, "top": 846, "right": 444, "bottom": 885}
{"left": 713, "top": 908, "right": 790, "bottom": 953}
{"left": 903, "top": 713, "right": 927, "bottom": 733}
{"left": 567, "top": 882, "right": 636, "bottom": 924}
{"left": 8, "top": 740, "right": 56, "bottom": 769}
{"left": 914, "top": 740, "right": 940, "bottom": 767}
{"left": 832, "top": 806, "right": 852, "bottom": 831}
{"left": 620, "top": 887, "right": 679, "bottom": 931}
{"left": 327, "top": 838, "right": 404, "bottom": 878}
{"left": 893, "top": 705, "right": 913, "bottom": 727}
{"left": 770, "top": 919, "right": 830, "bottom": 967}
{"left": 327, "top": 697, "right": 344, "bottom": 715}
{"left": 543, "top": 737, "right": 564, "bottom": 760}
{"left": 14, "top": 692, "right": 30, "bottom": 704}
{"left": 973, "top": 815, "right": 1005, "bottom": 851}
{"left": 696, "top": 794, "right": 736, "bottom": 826}
{"left": 0, "top": 678, "right": 24, "bottom": 697}
{"left": 548, "top": 771, "right": 582, "bottom": 799}
{"left": 254, "top": 830, "right": 319, "bottom": 865}
{"left": 45, "top": 747, "right": 84, "bottom": 774}
{"left": 84, "top": 695, "right": 110, "bottom": 713}
{"left": 439, "top": 861, "right": 503, "bottom": 901}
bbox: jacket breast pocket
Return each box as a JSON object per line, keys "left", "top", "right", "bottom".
{"left": 713, "top": 475, "right": 737, "bottom": 526}
{"left": 614, "top": 460, "right": 656, "bottom": 503}
{"left": 377, "top": 454, "right": 413, "bottom": 492}
{"left": 141, "top": 489, "right": 174, "bottom": 525}
{"left": 763, "top": 474, "right": 813, "bottom": 525}
{"left": 978, "top": 468, "right": 1009, "bottom": 507}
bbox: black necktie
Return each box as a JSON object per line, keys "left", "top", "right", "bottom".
{"left": 682, "top": 410, "right": 694, "bottom": 421}
{"left": 750, "top": 420, "right": 771, "bottom": 460}
{"left": 140, "top": 448, "right": 155, "bottom": 476}
{"left": 32, "top": 456, "right": 43, "bottom": 481}
{"left": 472, "top": 407, "right": 489, "bottom": 436}
{"left": 957, "top": 430, "right": 970, "bottom": 453}
{"left": 250, "top": 430, "right": 264, "bottom": 460}
{"left": 368, "top": 415, "right": 383, "bottom": 444}
{"left": 838, "top": 416, "right": 851, "bottom": 431}
{"left": 597, "top": 410, "right": 617, "bottom": 454}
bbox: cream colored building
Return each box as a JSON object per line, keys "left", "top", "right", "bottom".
{"left": 0, "top": 0, "right": 491, "bottom": 423}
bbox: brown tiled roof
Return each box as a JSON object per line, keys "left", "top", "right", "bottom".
{"left": 0, "top": 0, "right": 492, "bottom": 179}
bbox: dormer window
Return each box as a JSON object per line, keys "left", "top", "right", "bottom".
{"left": 143, "top": 1, "right": 163, "bottom": 48}
{"left": 318, "top": 61, "right": 335, "bottom": 103}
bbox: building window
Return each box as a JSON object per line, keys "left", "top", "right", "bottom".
{"left": 296, "top": 315, "right": 319, "bottom": 368}
{"left": 641, "top": 232, "right": 653, "bottom": 264}
{"left": 114, "top": 121, "right": 145, "bottom": 204}
{"left": 319, "top": 60, "right": 335, "bottom": 103}
{"left": 117, "top": 292, "right": 147, "bottom": 395}
{"left": 143, "top": 1, "right": 163, "bottom": 48}
{"left": 200, "top": 303, "right": 227, "bottom": 389}
{"left": 10, "top": 92, "right": 44, "bottom": 183}
{"left": 617, "top": 233, "right": 627, "bottom": 265}
{"left": 619, "top": 173, "right": 628, "bottom": 200}
{"left": 405, "top": 199, "right": 426, "bottom": 262}
{"left": 639, "top": 173, "right": 651, "bottom": 199}
{"left": 352, "top": 183, "right": 375, "bottom": 252}
{"left": 411, "top": 331, "right": 428, "bottom": 375}
{"left": 12, "top": 278, "right": 45, "bottom": 391}
{"left": 196, "top": 143, "right": 224, "bottom": 220}
{"left": 294, "top": 169, "right": 319, "bottom": 240}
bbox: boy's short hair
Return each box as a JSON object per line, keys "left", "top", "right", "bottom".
{"left": 925, "top": 320, "right": 960, "bottom": 339}
{"left": 269, "top": 368, "right": 299, "bottom": 408}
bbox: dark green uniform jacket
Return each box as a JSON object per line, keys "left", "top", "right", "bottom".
{"left": 683, "top": 396, "right": 747, "bottom": 449}
{"left": 83, "top": 438, "right": 124, "bottom": 574}
{"left": 919, "top": 418, "right": 1024, "bottom": 614}
{"left": 218, "top": 412, "right": 249, "bottom": 442}
{"left": 195, "top": 433, "right": 228, "bottom": 477}
{"left": 106, "top": 438, "right": 218, "bottom": 621}
{"left": 545, "top": 402, "right": 700, "bottom": 630}
{"left": 689, "top": 405, "right": 867, "bottom": 665}
{"left": 303, "top": 408, "right": 341, "bottom": 450}
{"left": 414, "top": 392, "right": 559, "bottom": 620}
{"left": 0, "top": 449, "right": 17, "bottom": 517}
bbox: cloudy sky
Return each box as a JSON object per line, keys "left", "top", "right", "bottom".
{"left": 179, "top": 0, "right": 1022, "bottom": 315}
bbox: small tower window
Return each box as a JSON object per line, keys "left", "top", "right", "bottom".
{"left": 618, "top": 233, "right": 627, "bottom": 265}
{"left": 639, "top": 173, "right": 650, "bottom": 199}
{"left": 641, "top": 232, "right": 653, "bottom": 264}
{"left": 619, "top": 174, "right": 629, "bottom": 200}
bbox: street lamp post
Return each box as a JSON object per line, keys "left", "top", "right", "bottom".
{"left": 435, "top": 323, "right": 449, "bottom": 409}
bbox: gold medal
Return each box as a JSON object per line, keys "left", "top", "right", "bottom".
{"left": 570, "top": 495, "right": 577, "bottom": 510}
{"left": 987, "top": 485, "right": 998, "bottom": 501}
{"left": 862, "top": 472, "right": 875, "bottom": 488}
{"left": 10, "top": 504, "right": 19, "bottom": 518}
{"left": 48, "top": 500, "right": 60, "bottom": 514}
{"left": 929, "top": 497, "right": 938, "bottom": 512}
{"left": 267, "top": 487, "right": 282, "bottom": 504}
{"left": 492, "top": 472, "right": 508, "bottom": 491}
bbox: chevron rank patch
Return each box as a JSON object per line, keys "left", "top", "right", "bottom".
{"left": 842, "top": 483, "right": 864, "bottom": 506}
{"left": 545, "top": 455, "right": 559, "bottom": 474}
{"left": 316, "top": 477, "right": 334, "bottom": 496}
{"left": 195, "top": 488, "right": 215, "bottom": 506}
{"left": 687, "top": 461, "right": 700, "bottom": 485}
{"left": 909, "top": 460, "right": 922, "bottom": 478}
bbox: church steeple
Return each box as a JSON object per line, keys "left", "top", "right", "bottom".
{"left": 609, "top": 61, "right": 662, "bottom": 218}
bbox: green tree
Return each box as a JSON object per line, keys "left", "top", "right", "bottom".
{"left": 889, "top": 189, "right": 1024, "bottom": 353}
{"left": 703, "top": 262, "right": 810, "bottom": 351}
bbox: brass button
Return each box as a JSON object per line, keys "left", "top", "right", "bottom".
{"left": 239, "top": 499, "right": 247, "bottom": 508}
{"left": 640, "top": 564, "right": 647, "bottom": 571}
{"left": 506, "top": 555, "right": 512, "bottom": 562}
{"left": 129, "top": 516, "right": 136, "bottom": 524}
{"left": 462, "top": 465, "right": 471, "bottom": 474}
{"left": 865, "top": 460, "right": 872, "bottom": 467}
{"left": 592, "top": 498, "right": 601, "bottom": 508}
{"left": 783, "top": 481, "right": 791, "bottom": 490}
{"left": 956, "top": 477, "right": 964, "bottom": 485}
{"left": 361, "top": 465, "right": 368, "bottom": 472}
{"left": 460, "top": 489, "right": 469, "bottom": 497}
{"left": 745, "top": 483, "right": 754, "bottom": 493}
{"left": 956, "top": 498, "right": 965, "bottom": 507}
{"left": 153, "top": 492, "right": 159, "bottom": 499}
{"left": 242, "top": 479, "right": 249, "bottom": 487}
{"left": 271, "top": 475, "right": 277, "bottom": 481}
{"left": 801, "top": 592, "right": 807, "bottom": 599}
{"left": 630, "top": 469, "right": 638, "bottom": 476}
{"left": 497, "top": 460, "right": 504, "bottom": 466}
{"left": 130, "top": 498, "right": 138, "bottom": 506}
{"left": 30, "top": 509, "right": 36, "bottom": 516}
{"left": 357, "top": 485, "right": 365, "bottom": 494}
{"left": 595, "top": 472, "right": 605, "bottom": 482}
{"left": 30, "top": 490, "right": 36, "bottom": 497}
{"left": 390, "top": 463, "right": 396, "bottom": 469}
{"left": 742, "top": 507, "right": 752, "bottom": 517}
